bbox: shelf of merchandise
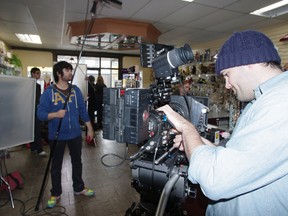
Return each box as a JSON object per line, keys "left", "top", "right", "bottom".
{"left": 0, "top": 64, "right": 21, "bottom": 76}
{"left": 179, "top": 62, "right": 240, "bottom": 131}
{"left": 0, "top": 64, "right": 14, "bottom": 75}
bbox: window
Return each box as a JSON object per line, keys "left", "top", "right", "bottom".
{"left": 79, "top": 57, "right": 99, "bottom": 68}
{"left": 57, "top": 55, "right": 78, "bottom": 64}
{"left": 57, "top": 55, "right": 119, "bottom": 87}
{"left": 101, "top": 69, "right": 119, "bottom": 87}
{"left": 101, "top": 57, "right": 118, "bottom": 68}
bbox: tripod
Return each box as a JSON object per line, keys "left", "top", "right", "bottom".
{"left": 125, "top": 174, "right": 185, "bottom": 216}
{"left": 0, "top": 154, "right": 15, "bottom": 208}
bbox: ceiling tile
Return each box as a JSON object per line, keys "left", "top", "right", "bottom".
{"left": 131, "top": 0, "right": 189, "bottom": 22}
{"left": 5, "top": 22, "right": 38, "bottom": 34}
{"left": 25, "top": 0, "right": 64, "bottom": 10}
{"left": 153, "top": 23, "right": 177, "bottom": 34}
{"left": 29, "top": 7, "right": 64, "bottom": 30}
{"left": 0, "top": 2, "right": 33, "bottom": 23}
{"left": 159, "top": 3, "right": 218, "bottom": 26}
{"left": 99, "top": 0, "right": 151, "bottom": 18}
{"left": 185, "top": 9, "right": 244, "bottom": 29}
{"left": 207, "top": 14, "right": 266, "bottom": 32}
{"left": 226, "top": 0, "right": 280, "bottom": 13}
{"left": 194, "top": 0, "right": 238, "bottom": 8}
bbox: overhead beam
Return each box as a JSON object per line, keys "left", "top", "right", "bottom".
{"left": 66, "top": 18, "right": 161, "bottom": 44}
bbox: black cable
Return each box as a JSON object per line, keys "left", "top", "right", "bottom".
{"left": 0, "top": 196, "right": 69, "bottom": 216}
{"left": 0, "top": 195, "right": 10, "bottom": 207}
{"left": 100, "top": 142, "right": 131, "bottom": 168}
{"left": 0, "top": 146, "right": 67, "bottom": 215}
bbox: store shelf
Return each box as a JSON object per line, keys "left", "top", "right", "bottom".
{"left": 0, "top": 64, "right": 21, "bottom": 76}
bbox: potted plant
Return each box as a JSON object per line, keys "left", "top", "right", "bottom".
{"left": 10, "top": 54, "right": 22, "bottom": 75}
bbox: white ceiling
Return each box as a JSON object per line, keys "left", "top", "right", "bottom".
{"left": 1, "top": 0, "right": 288, "bottom": 55}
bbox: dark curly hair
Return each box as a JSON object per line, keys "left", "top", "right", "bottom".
{"left": 53, "top": 61, "right": 73, "bottom": 82}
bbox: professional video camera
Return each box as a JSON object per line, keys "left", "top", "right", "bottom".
{"left": 102, "top": 44, "right": 209, "bottom": 215}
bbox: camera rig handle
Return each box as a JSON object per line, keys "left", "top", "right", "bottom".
{"left": 154, "top": 146, "right": 176, "bottom": 165}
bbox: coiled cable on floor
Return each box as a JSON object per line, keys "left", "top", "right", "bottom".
{"left": 100, "top": 143, "right": 130, "bottom": 168}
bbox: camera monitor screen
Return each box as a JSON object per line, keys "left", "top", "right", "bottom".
{"left": 0, "top": 75, "right": 35, "bottom": 150}
{"left": 191, "top": 96, "right": 209, "bottom": 107}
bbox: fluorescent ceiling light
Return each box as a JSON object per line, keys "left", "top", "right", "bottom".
{"left": 250, "top": 0, "right": 288, "bottom": 17}
{"left": 181, "top": 0, "right": 194, "bottom": 2}
{"left": 15, "top": 34, "right": 42, "bottom": 44}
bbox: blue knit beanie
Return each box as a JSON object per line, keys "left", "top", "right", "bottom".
{"left": 215, "top": 30, "right": 281, "bottom": 75}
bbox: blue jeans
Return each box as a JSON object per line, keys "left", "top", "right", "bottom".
{"left": 49, "top": 136, "right": 84, "bottom": 196}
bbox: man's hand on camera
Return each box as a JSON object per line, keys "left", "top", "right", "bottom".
{"left": 157, "top": 105, "right": 189, "bottom": 133}
{"left": 173, "top": 134, "right": 185, "bottom": 151}
{"left": 158, "top": 105, "right": 205, "bottom": 160}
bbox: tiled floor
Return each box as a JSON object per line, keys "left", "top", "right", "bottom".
{"left": 0, "top": 130, "right": 140, "bottom": 216}
{"left": 0, "top": 130, "right": 208, "bottom": 216}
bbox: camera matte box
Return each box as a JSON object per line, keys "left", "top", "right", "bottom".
{"left": 169, "top": 95, "right": 208, "bottom": 133}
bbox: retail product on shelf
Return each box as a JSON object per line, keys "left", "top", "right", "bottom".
{"left": 178, "top": 62, "right": 242, "bottom": 131}
{"left": 0, "top": 41, "right": 22, "bottom": 76}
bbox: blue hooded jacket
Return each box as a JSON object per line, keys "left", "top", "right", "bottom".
{"left": 37, "top": 84, "right": 89, "bottom": 140}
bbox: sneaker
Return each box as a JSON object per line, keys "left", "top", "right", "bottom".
{"left": 38, "top": 151, "right": 47, "bottom": 157}
{"left": 31, "top": 150, "right": 38, "bottom": 154}
{"left": 74, "top": 188, "right": 95, "bottom": 197}
{"left": 47, "top": 196, "right": 61, "bottom": 208}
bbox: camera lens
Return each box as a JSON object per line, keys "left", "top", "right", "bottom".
{"left": 167, "top": 44, "right": 193, "bottom": 68}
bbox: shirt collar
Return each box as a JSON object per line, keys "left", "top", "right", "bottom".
{"left": 254, "top": 72, "right": 288, "bottom": 99}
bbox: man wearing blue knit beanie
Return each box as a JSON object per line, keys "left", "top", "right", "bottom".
{"left": 159, "top": 30, "right": 288, "bottom": 216}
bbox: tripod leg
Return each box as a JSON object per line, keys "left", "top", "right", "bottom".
{"left": 125, "top": 202, "right": 136, "bottom": 215}
{"left": 0, "top": 176, "right": 15, "bottom": 208}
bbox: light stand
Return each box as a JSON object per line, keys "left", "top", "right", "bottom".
{"left": 0, "top": 153, "right": 14, "bottom": 208}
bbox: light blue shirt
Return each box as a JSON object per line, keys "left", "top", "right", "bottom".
{"left": 189, "top": 72, "right": 288, "bottom": 216}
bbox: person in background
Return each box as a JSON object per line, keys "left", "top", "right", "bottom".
{"left": 43, "top": 73, "right": 51, "bottom": 91}
{"left": 30, "top": 67, "right": 47, "bottom": 156}
{"left": 37, "top": 61, "right": 95, "bottom": 208}
{"left": 284, "top": 62, "right": 288, "bottom": 71}
{"left": 95, "top": 75, "right": 106, "bottom": 130}
{"left": 173, "top": 78, "right": 192, "bottom": 96}
{"left": 158, "top": 30, "right": 288, "bottom": 215}
{"left": 87, "top": 75, "right": 96, "bottom": 130}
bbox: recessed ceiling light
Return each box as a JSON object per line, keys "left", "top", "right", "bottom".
{"left": 15, "top": 34, "right": 42, "bottom": 44}
{"left": 250, "top": 0, "right": 288, "bottom": 17}
{"left": 181, "top": 0, "right": 194, "bottom": 2}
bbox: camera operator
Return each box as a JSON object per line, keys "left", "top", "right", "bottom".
{"left": 158, "top": 30, "right": 288, "bottom": 216}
